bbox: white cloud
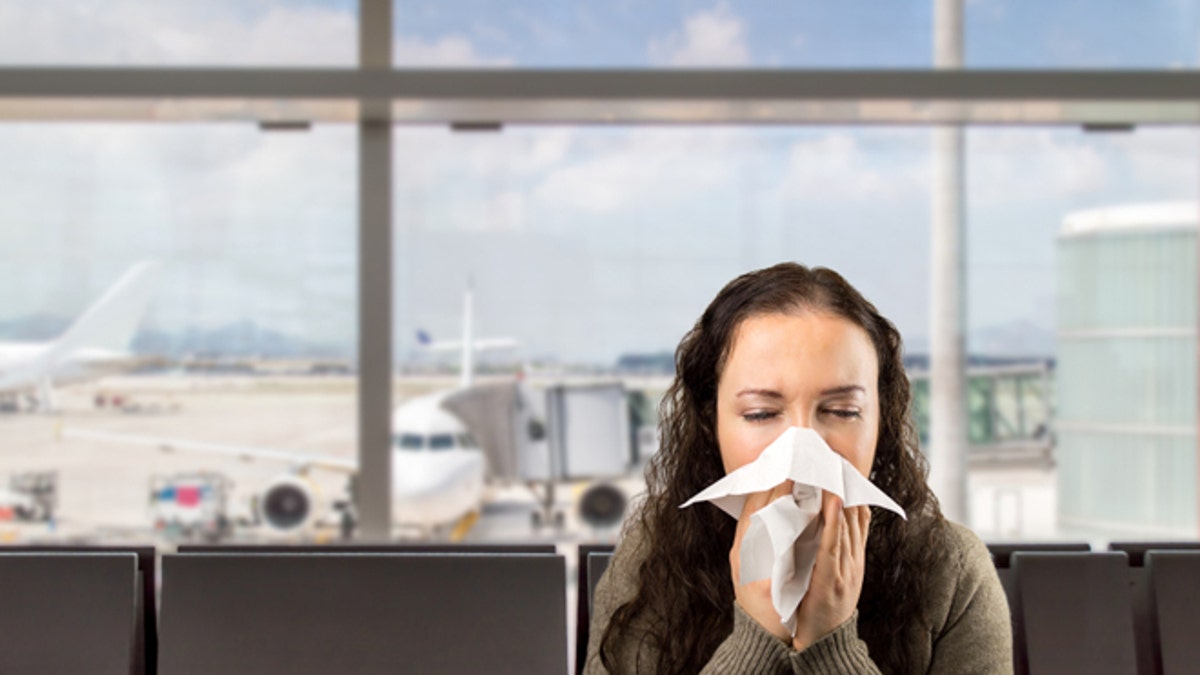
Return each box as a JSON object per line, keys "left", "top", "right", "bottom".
{"left": 967, "top": 130, "right": 1111, "bottom": 204}
{"left": 777, "top": 132, "right": 929, "bottom": 203}
{"left": 532, "top": 129, "right": 751, "bottom": 214}
{"left": 394, "top": 35, "right": 513, "bottom": 67}
{"left": 393, "top": 128, "right": 575, "bottom": 194}
{"left": 0, "top": 1, "right": 356, "bottom": 65}
{"left": 0, "top": 1, "right": 510, "bottom": 67}
{"left": 648, "top": 4, "right": 751, "bottom": 67}
{"left": 1107, "top": 129, "right": 1200, "bottom": 198}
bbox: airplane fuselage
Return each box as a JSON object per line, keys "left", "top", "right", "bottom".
{"left": 0, "top": 343, "right": 142, "bottom": 393}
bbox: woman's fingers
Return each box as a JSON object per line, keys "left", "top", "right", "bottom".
{"left": 819, "top": 490, "right": 844, "bottom": 560}
{"left": 792, "top": 495, "right": 870, "bottom": 651}
{"left": 846, "top": 505, "right": 870, "bottom": 557}
{"left": 730, "top": 482, "right": 798, "bottom": 643}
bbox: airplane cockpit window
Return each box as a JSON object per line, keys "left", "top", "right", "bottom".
{"left": 396, "top": 434, "right": 424, "bottom": 450}
{"left": 429, "top": 434, "right": 455, "bottom": 451}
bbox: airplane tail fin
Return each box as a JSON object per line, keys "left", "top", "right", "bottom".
{"left": 45, "top": 261, "right": 160, "bottom": 364}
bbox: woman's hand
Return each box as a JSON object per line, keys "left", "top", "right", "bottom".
{"left": 791, "top": 492, "right": 871, "bottom": 651}
{"left": 730, "top": 481, "right": 794, "bottom": 642}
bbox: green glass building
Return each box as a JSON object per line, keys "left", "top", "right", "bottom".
{"left": 1057, "top": 203, "right": 1197, "bottom": 537}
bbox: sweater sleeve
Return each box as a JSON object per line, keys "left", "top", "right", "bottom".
{"left": 584, "top": 521, "right": 794, "bottom": 674}
{"left": 926, "top": 523, "right": 1013, "bottom": 674}
{"left": 788, "top": 612, "right": 882, "bottom": 674}
{"left": 700, "top": 603, "right": 797, "bottom": 673}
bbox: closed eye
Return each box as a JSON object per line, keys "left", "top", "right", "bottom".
{"left": 823, "top": 409, "right": 861, "bottom": 420}
{"left": 742, "top": 410, "right": 779, "bottom": 422}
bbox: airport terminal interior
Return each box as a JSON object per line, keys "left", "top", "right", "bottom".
{"left": 1, "top": 1, "right": 1199, "bottom": 673}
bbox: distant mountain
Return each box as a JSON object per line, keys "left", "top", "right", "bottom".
{"left": 970, "top": 320, "right": 1055, "bottom": 358}
{"left": 132, "top": 320, "right": 347, "bottom": 359}
{"left": 0, "top": 313, "right": 70, "bottom": 341}
{"left": 0, "top": 313, "right": 346, "bottom": 359}
{"left": 904, "top": 319, "right": 1055, "bottom": 362}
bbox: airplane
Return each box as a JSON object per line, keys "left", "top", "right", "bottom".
{"left": 57, "top": 283, "right": 523, "bottom": 539}
{"left": 0, "top": 262, "right": 160, "bottom": 412}
{"left": 58, "top": 280, "right": 648, "bottom": 540}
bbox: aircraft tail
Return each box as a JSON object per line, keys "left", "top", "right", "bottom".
{"left": 414, "top": 282, "right": 519, "bottom": 389}
{"left": 44, "top": 261, "right": 161, "bottom": 365}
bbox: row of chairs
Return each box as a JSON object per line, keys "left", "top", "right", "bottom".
{"left": 0, "top": 544, "right": 563, "bottom": 675}
{"left": 0, "top": 541, "right": 1195, "bottom": 674}
{"left": 990, "top": 542, "right": 1200, "bottom": 675}
{"left": 576, "top": 542, "right": 1200, "bottom": 675}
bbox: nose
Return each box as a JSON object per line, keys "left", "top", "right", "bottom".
{"left": 789, "top": 404, "right": 814, "bottom": 430}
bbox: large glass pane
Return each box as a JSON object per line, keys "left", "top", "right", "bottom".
{"left": 393, "top": 2, "right": 931, "bottom": 68}
{"left": 966, "top": 126, "right": 1199, "bottom": 539}
{"left": 0, "top": 122, "right": 356, "bottom": 543}
{"left": 390, "top": 123, "right": 1199, "bottom": 549}
{"left": 391, "top": 125, "right": 934, "bottom": 547}
{"left": 0, "top": 0, "right": 358, "bottom": 66}
{"left": 393, "top": 0, "right": 1200, "bottom": 70}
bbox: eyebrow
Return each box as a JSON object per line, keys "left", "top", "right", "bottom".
{"left": 735, "top": 388, "right": 783, "bottom": 399}
{"left": 819, "top": 385, "right": 867, "bottom": 397}
{"left": 735, "top": 385, "right": 866, "bottom": 399}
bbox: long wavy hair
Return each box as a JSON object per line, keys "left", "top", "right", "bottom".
{"left": 600, "top": 262, "right": 947, "bottom": 674}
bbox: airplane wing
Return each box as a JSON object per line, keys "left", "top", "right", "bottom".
{"left": 57, "top": 427, "right": 358, "bottom": 474}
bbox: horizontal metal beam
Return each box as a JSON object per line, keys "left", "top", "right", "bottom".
{"left": 2, "top": 68, "right": 1199, "bottom": 101}
{"left": 1, "top": 69, "right": 1198, "bottom": 125}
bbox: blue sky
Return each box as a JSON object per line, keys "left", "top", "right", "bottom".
{"left": 0, "top": 1, "right": 1197, "bottom": 363}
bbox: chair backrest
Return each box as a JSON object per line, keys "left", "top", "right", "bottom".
{"left": 2, "top": 545, "right": 157, "bottom": 675}
{"left": 986, "top": 541, "right": 1091, "bottom": 671}
{"left": 1107, "top": 541, "right": 1200, "bottom": 675}
{"left": 0, "top": 552, "right": 141, "bottom": 675}
{"left": 175, "top": 540, "right": 556, "bottom": 552}
{"left": 574, "top": 544, "right": 615, "bottom": 675}
{"left": 987, "top": 542, "right": 1092, "bottom": 568}
{"left": 587, "top": 551, "right": 614, "bottom": 618}
{"left": 1108, "top": 541, "right": 1200, "bottom": 567}
{"left": 1146, "top": 551, "right": 1200, "bottom": 675}
{"left": 159, "top": 552, "right": 567, "bottom": 675}
{"left": 1011, "top": 551, "right": 1136, "bottom": 675}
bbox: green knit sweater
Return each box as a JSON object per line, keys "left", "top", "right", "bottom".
{"left": 584, "top": 518, "right": 1012, "bottom": 674}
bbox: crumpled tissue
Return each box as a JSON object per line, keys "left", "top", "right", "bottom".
{"left": 680, "top": 427, "right": 906, "bottom": 634}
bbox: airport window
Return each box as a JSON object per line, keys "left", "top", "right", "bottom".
{"left": 395, "top": 123, "right": 1198, "bottom": 543}
{"left": 0, "top": 122, "right": 357, "bottom": 543}
{"left": 390, "top": 2, "right": 931, "bottom": 68}
{"left": 2, "top": 2, "right": 1199, "bottom": 554}
{"left": 388, "top": 1, "right": 1199, "bottom": 70}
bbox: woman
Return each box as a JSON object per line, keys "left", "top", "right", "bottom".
{"left": 584, "top": 263, "right": 1010, "bottom": 673}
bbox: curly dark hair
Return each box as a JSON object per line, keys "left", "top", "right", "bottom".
{"left": 599, "top": 262, "right": 947, "bottom": 674}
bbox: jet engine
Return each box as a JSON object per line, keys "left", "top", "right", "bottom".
{"left": 257, "top": 475, "right": 319, "bottom": 532}
{"left": 578, "top": 482, "right": 627, "bottom": 529}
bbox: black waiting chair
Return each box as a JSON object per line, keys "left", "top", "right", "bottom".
{"left": 2, "top": 545, "right": 157, "bottom": 675}
{"left": 575, "top": 543, "right": 615, "bottom": 674}
{"left": 0, "top": 552, "right": 143, "bottom": 675}
{"left": 1010, "top": 551, "right": 1136, "bottom": 675}
{"left": 159, "top": 552, "right": 567, "bottom": 675}
{"left": 986, "top": 541, "right": 1091, "bottom": 670}
{"left": 178, "top": 543, "right": 556, "bottom": 554}
{"left": 1107, "top": 541, "right": 1200, "bottom": 675}
{"left": 1145, "top": 551, "right": 1200, "bottom": 675}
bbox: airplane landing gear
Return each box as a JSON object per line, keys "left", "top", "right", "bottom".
{"left": 530, "top": 508, "right": 565, "bottom": 530}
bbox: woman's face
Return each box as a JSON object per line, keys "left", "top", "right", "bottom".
{"left": 716, "top": 311, "right": 880, "bottom": 478}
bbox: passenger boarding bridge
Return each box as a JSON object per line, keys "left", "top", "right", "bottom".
{"left": 910, "top": 360, "right": 1055, "bottom": 468}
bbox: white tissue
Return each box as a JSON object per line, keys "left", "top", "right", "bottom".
{"left": 680, "top": 427, "right": 906, "bottom": 635}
